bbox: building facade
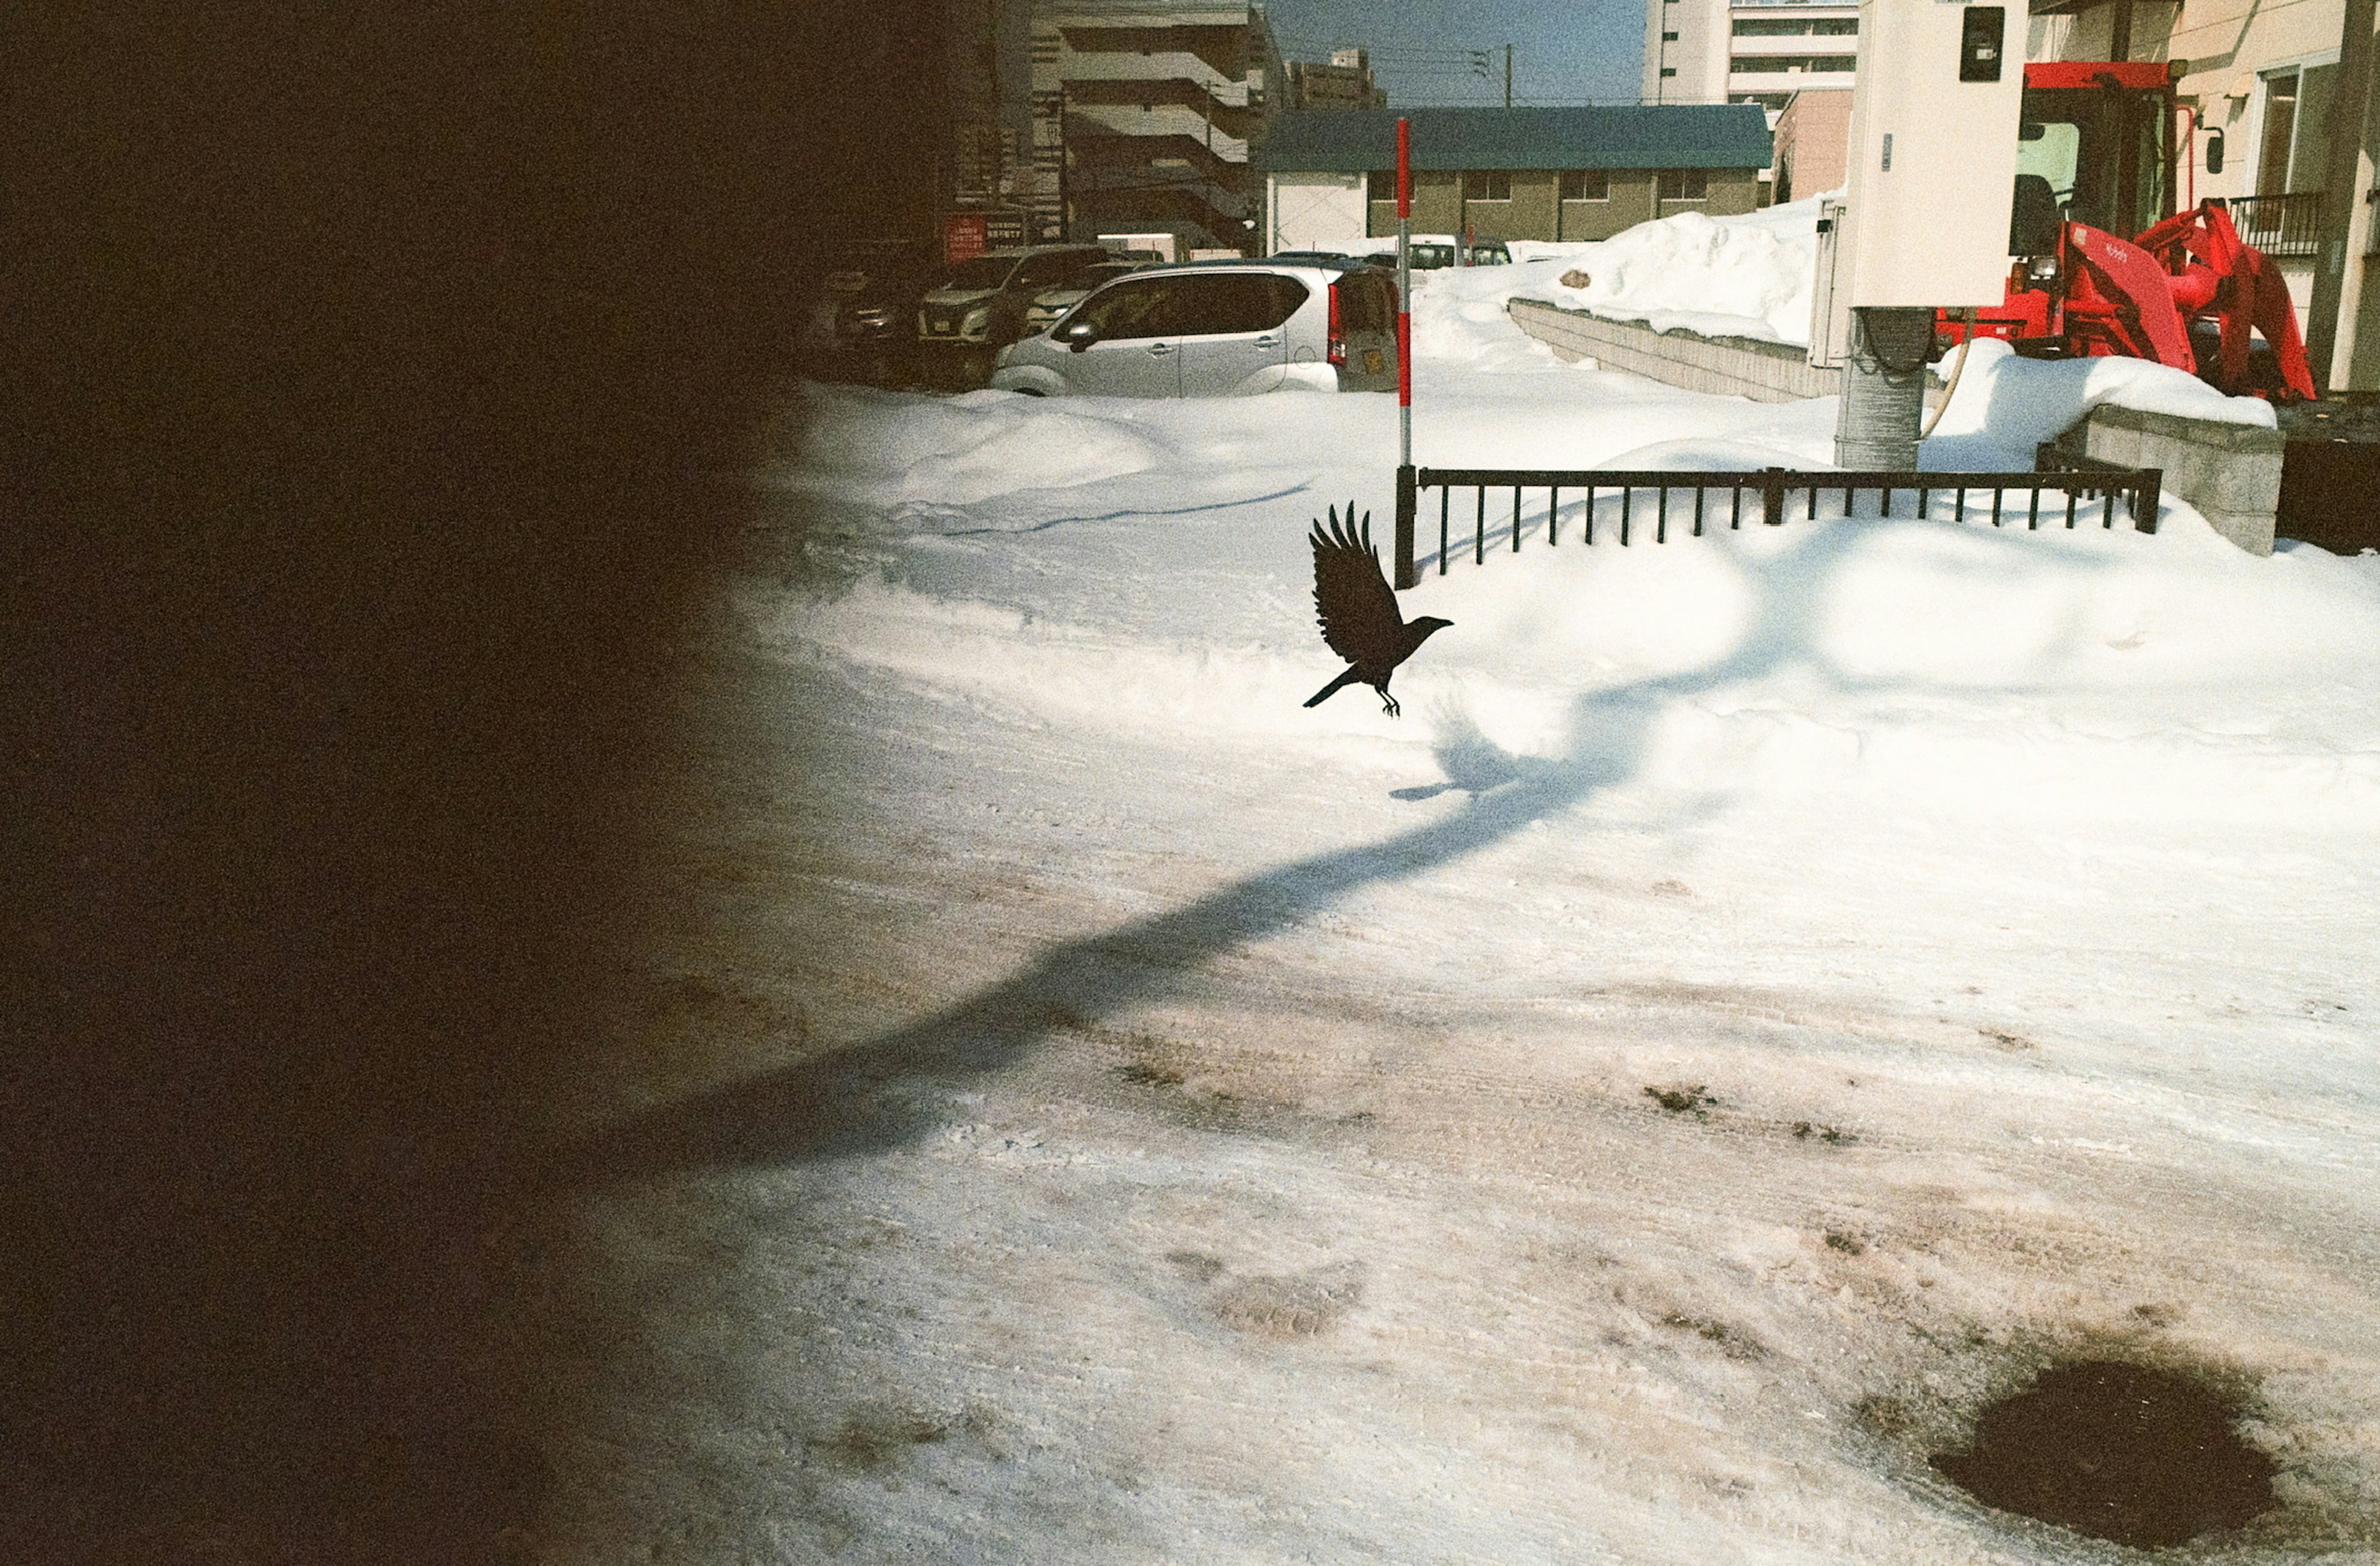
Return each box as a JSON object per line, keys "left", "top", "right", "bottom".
{"left": 945, "top": 0, "right": 1038, "bottom": 250}
{"left": 1644, "top": 0, "right": 1859, "bottom": 110}
{"left": 1285, "top": 48, "right": 1386, "bottom": 110}
{"left": 1258, "top": 106, "right": 1773, "bottom": 250}
{"left": 1027, "top": 0, "right": 1285, "bottom": 256}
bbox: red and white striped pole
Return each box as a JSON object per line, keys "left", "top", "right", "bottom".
{"left": 1393, "top": 115, "right": 1417, "bottom": 588}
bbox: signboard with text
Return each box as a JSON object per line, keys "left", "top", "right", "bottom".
{"left": 944, "top": 214, "right": 988, "bottom": 265}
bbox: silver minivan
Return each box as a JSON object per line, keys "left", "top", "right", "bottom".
{"left": 989, "top": 262, "right": 1399, "bottom": 397}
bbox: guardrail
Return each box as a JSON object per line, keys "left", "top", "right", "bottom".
{"left": 1390, "top": 461, "right": 2161, "bottom": 586}
{"left": 2218, "top": 192, "right": 2323, "bottom": 259}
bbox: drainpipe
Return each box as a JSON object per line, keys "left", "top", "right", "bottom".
{"left": 2307, "top": 0, "right": 2379, "bottom": 390}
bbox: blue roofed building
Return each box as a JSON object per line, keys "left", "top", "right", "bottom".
{"left": 1254, "top": 105, "right": 1774, "bottom": 252}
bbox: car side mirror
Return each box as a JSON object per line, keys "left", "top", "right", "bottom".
{"left": 2205, "top": 126, "right": 2225, "bottom": 175}
{"left": 1059, "top": 319, "right": 1101, "bottom": 353}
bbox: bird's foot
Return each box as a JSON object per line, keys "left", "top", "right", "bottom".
{"left": 1381, "top": 695, "right": 1400, "bottom": 718}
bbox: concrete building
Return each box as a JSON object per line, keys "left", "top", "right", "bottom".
{"left": 945, "top": 0, "right": 1037, "bottom": 251}
{"left": 1257, "top": 105, "right": 1773, "bottom": 251}
{"left": 1644, "top": 0, "right": 1859, "bottom": 110}
{"left": 1643, "top": 0, "right": 1858, "bottom": 205}
{"left": 1285, "top": 47, "right": 1386, "bottom": 110}
{"left": 1027, "top": 0, "right": 1285, "bottom": 256}
{"left": 1769, "top": 87, "right": 1849, "bottom": 203}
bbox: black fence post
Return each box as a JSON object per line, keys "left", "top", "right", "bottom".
{"left": 1395, "top": 464, "right": 1417, "bottom": 589}
{"left": 1761, "top": 466, "right": 1786, "bottom": 526}
{"left": 2136, "top": 468, "right": 2161, "bottom": 534}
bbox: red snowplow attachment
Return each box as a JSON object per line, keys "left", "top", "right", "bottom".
{"left": 2135, "top": 201, "right": 2318, "bottom": 401}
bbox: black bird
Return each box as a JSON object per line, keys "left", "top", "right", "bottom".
{"left": 1303, "top": 503, "right": 1452, "bottom": 718}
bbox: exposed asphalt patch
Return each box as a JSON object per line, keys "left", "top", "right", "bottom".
{"left": 1928, "top": 1359, "right": 2278, "bottom": 1548}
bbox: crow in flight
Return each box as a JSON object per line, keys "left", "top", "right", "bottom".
{"left": 1303, "top": 503, "right": 1452, "bottom": 718}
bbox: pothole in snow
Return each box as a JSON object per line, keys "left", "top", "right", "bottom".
{"left": 1927, "top": 1359, "right": 2278, "bottom": 1548}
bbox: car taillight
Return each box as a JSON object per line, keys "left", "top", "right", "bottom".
{"left": 1327, "top": 281, "right": 1346, "bottom": 366}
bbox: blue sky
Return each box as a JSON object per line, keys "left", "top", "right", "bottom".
{"left": 1264, "top": 0, "right": 1646, "bottom": 107}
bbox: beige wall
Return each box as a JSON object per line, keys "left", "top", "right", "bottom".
{"left": 1773, "top": 89, "right": 1852, "bottom": 203}
{"left": 2034, "top": 0, "right": 2343, "bottom": 208}
{"left": 1366, "top": 167, "right": 1755, "bottom": 241}
{"left": 1561, "top": 172, "right": 1655, "bottom": 240}
{"left": 1367, "top": 170, "right": 1461, "bottom": 236}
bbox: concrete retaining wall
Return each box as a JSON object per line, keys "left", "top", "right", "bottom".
{"left": 1506, "top": 297, "right": 1842, "bottom": 402}
{"left": 2050, "top": 403, "right": 2283, "bottom": 555}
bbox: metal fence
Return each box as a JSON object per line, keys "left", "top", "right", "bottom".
{"left": 1391, "top": 461, "right": 2161, "bottom": 586}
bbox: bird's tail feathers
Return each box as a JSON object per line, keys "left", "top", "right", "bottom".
{"left": 1303, "top": 666, "right": 1362, "bottom": 709}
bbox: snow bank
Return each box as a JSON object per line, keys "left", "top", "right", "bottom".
{"left": 1503, "top": 195, "right": 1828, "bottom": 345}
{"left": 1922, "top": 338, "right": 2273, "bottom": 473}
{"left": 766, "top": 384, "right": 1317, "bottom": 532}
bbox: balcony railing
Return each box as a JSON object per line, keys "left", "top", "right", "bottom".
{"left": 2219, "top": 191, "right": 2322, "bottom": 258}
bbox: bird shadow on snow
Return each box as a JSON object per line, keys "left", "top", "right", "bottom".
{"left": 564, "top": 520, "right": 2111, "bottom": 1184}
{"left": 1389, "top": 703, "right": 1525, "bottom": 801}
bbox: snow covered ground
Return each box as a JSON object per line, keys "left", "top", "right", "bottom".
{"left": 547, "top": 263, "right": 2380, "bottom": 1562}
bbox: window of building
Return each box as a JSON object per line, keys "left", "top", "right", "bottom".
{"left": 2258, "top": 65, "right": 2335, "bottom": 195}
{"left": 1734, "top": 17, "right": 1859, "bottom": 37}
{"left": 1657, "top": 169, "right": 1708, "bottom": 201}
{"left": 1662, "top": 30, "right": 1678, "bottom": 42}
{"left": 1368, "top": 169, "right": 1396, "bottom": 199}
{"left": 1732, "top": 54, "right": 1856, "bottom": 74}
{"left": 1660, "top": 66, "right": 1677, "bottom": 77}
{"left": 1461, "top": 170, "right": 1511, "bottom": 201}
{"left": 1560, "top": 169, "right": 1610, "bottom": 201}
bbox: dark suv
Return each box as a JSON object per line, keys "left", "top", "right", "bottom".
{"left": 808, "top": 240, "right": 941, "bottom": 385}
{"left": 917, "top": 245, "right": 1112, "bottom": 386}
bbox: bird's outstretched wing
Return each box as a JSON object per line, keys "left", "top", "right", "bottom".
{"left": 1310, "top": 503, "right": 1403, "bottom": 669}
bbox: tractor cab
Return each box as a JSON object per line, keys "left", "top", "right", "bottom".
{"left": 2011, "top": 61, "right": 2177, "bottom": 254}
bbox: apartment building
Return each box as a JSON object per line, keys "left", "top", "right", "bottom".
{"left": 1286, "top": 48, "right": 1386, "bottom": 110}
{"left": 1026, "top": 0, "right": 1284, "bottom": 255}
{"left": 1644, "top": 0, "right": 1858, "bottom": 110}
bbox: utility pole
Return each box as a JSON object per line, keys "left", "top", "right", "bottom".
{"left": 1504, "top": 44, "right": 1513, "bottom": 109}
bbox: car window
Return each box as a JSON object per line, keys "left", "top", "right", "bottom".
{"left": 1334, "top": 271, "right": 1394, "bottom": 334}
{"left": 1009, "top": 253, "right": 1073, "bottom": 289}
{"left": 1070, "top": 276, "right": 1180, "bottom": 340}
{"left": 943, "top": 255, "right": 1018, "bottom": 291}
{"left": 1163, "top": 273, "right": 1309, "bottom": 336}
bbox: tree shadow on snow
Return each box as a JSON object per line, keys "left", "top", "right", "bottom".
{"left": 563, "top": 519, "right": 2110, "bottom": 1185}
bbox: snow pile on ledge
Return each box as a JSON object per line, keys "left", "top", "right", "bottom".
{"left": 1924, "top": 338, "right": 2276, "bottom": 470}
{"left": 1500, "top": 195, "right": 1828, "bottom": 345}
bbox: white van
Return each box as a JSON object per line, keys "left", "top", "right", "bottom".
{"left": 989, "top": 262, "right": 1399, "bottom": 398}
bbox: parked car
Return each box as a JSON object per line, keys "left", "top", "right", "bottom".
{"left": 989, "top": 262, "right": 1399, "bottom": 398}
{"left": 1021, "top": 260, "right": 1152, "bottom": 337}
{"left": 1264, "top": 250, "right": 1373, "bottom": 269}
{"left": 918, "top": 245, "right": 1112, "bottom": 385}
{"left": 808, "top": 240, "right": 940, "bottom": 385}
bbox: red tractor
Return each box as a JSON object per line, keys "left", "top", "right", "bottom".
{"left": 1948, "top": 60, "right": 2316, "bottom": 402}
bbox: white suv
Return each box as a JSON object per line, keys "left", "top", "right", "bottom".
{"left": 989, "top": 262, "right": 1399, "bottom": 398}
